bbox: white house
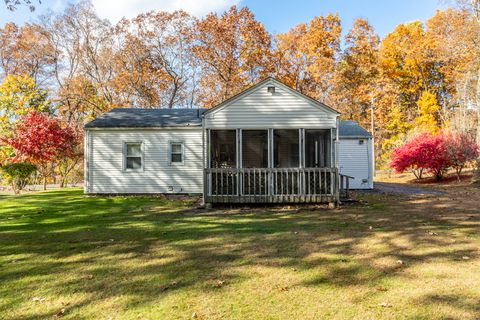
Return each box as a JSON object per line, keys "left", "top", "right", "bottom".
{"left": 84, "top": 78, "right": 373, "bottom": 205}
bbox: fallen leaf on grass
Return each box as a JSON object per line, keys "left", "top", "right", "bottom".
{"left": 85, "top": 274, "right": 94, "bottom": 280}
{"left": 376, "top": 287, "right": 388, "bottom": 292}
{"left": 54, "top": 308, "right": 65, "bottom": 318}
{"left": 160, "top": 280, "right": 179, "bottom": 292}
{"left": 379, "top": 302, "right": 392, "bottom": 308}
{"left": 32, "top": 297, "right": 45, "bottom": 302}
{"left": 396, "top": 260, "right": 405, "bottom": 265}
{"left": 462, "top": 256, "right": 471, "bottom": 260}
{"left": 214, "top": 280, "right": 226, "bottom": 288}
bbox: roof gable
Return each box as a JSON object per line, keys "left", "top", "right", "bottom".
{"left": 204, "top": 77, "right": 340, "bottom": 117}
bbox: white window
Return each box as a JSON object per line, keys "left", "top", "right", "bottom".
{"left": 170, "top": 142, "right": 184, "bottom": 164}
{"left": 125, "top": 142, "right": 143, "bottom": 170}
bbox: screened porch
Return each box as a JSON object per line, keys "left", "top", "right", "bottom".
{"left": 204, "top": 129, "right": 349, "bottom": 204}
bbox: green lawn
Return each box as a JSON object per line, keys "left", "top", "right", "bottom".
{"left": 1, "top": 187, "right": 479, "bottom": 319}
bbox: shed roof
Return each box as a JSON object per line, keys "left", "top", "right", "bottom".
{"left": 338, "top": 120, "right": 372, "bottom": 138}
{"left": 84, "top": 108, "right": 206, "bottom": 128}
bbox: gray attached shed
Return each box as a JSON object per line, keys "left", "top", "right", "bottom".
{"left": 338, "top": 121, "right": 374, "bottom": 189}
{"left": 84, "top": 78, "right": 373, "bottom": 204}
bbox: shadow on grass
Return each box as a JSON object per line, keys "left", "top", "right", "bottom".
{"left": 0, "top": 188, "right": 479, "bottom": 319}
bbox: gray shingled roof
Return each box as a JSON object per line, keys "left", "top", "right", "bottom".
{"left": 84, "top": 108, "right": 206, "bottom": 128}
{"left": 85, "top": 109, "right": 371, "bottom": 138}
{"left": 338, "top": 120, "right": 372, "bottom": 138}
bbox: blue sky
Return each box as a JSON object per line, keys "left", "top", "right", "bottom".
{"left": 0, "top": 0, "right": 449, "bottom": 38}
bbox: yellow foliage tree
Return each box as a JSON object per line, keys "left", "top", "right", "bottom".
{"left": 0, "top": 74, "right": 50, "bottom": 134}
{"left": 414, "top": 91, "right": 440, "bottom": 133}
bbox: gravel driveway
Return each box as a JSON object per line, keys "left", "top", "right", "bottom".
{"left": 372, "top": 182, "right": 446, "bottom": 195}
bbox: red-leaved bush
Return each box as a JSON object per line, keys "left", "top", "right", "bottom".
{"left": 390, "top": 131, "right": 478, "bottom": 181}
{"left": 1, "top": 111, "right": 79, "bottom": 189}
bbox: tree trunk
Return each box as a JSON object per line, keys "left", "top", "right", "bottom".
{"left": 43, "top": 176, "right": 47, "bottom": 191}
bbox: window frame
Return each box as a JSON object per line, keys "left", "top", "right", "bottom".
{"left": 123, "top": 141, "right": 144, "bottom": 172}
{"left": 169, "top": 141, "right": 185, "bottom": 165}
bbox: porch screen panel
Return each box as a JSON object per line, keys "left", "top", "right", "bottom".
{"left": 242, "top": 130, "right": 268, "bottom": 196}
{"left": 242, "top": 130, "right": 268, "bottom": 168}
{"left": 210, "top": 130, "right": 237, "bottom": 196}
{"left": 210, "top": 130, "right": 236, "bottom": 168}
{"left": 273, "top": 129, "right": 299, "bottom": 168}
{"left": 305, "top": 129, "right": 331, "bottom": 195}
{"left": 305, "top": 129, "right": 331, "bottom": 167}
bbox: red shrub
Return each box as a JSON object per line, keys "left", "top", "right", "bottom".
{"left": 390, "top": 131, "right": 478, "bottom": 181}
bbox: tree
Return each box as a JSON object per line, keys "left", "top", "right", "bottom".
{"left": 0, "top": 162, "right": 36, "bottom": 194}
{"left": 114, "top": 10, "right": 197, "bottom": 108}
{"left": 43, "top": 1, "right": 117, "bottom": 124}
{"left": 415, "top": 91, "right": 441, "bottom": 133}
{"left": 2, "top": 111, "right": 79, "bottom": 190}
{"left": 391, "top": 131, "right": 478, "bottom": 181}
{"left": 0, "top": 74, "right": 50, "bottom": 134}
{"left": 331, "top": 18, "right": 379, "bottom": 126}
{"left": 273, "top": 14, "right": 341, "bottom": 102}
{"left": 444, "top": 131, "right": 479, "bottom": 179}
{"left": 0, "top": 23, "right": 55, "bottom": 85}
{"left": 4, "top": 0, "right": 39, "bottom": 12}
{"left": 193, "top": 6, "right": 271, "bottom": 107}
{"left": 390, "top": 133, "right": 426, "bottom": 179}
{"left": 379, "top": 22, "right": 442, "bottom": 122}
{"left": 391, "top": 132, "right": 450, "bottom": 180}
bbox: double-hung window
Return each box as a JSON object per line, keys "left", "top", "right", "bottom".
{"left": 125, "top": 142, "right": 143, "bottom": 170}
{"left": 170, "top": 142, "right": 184, "bottom": 164}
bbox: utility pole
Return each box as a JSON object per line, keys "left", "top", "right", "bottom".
{"left": 371, "top": 96, "right": 376, "bottom": 177}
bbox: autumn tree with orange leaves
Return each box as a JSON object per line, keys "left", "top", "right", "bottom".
{"left": 193, "top": 6, "right": 272, "bottom": 107}
{"left": 273, "top": 14, "right": 341, "bottom": 103}
{"left": 330, "top": 18, "right": 379, "bottom": 127}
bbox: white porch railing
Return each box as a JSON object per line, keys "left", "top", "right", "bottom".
{"left": 204, "top": 167, "right": 350, "bottom": 204}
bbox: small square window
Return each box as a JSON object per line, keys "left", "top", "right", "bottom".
{"left": 170, "top": 142, "right": 184, "bottom": 164}
{"left": 125, "top": 142, "right": 142, "bottom": 170}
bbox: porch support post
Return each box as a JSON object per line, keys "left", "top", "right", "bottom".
{"left": 299, "top": 128, "right": 305, "bottom": 195}
{"left": 203, "top": 128, "right": 210, "bottom": 204}
{"left": 268, "top": 128, "right": 273, "bottom": 196}
{"left": 236, "top": 128, "right": 241, "bottom": 196}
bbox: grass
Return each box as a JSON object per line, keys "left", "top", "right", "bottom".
{"left": 1, "top": 186, "right": 480, "bottom": 319}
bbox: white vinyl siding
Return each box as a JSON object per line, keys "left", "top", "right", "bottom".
{"left": 204, "top": 81, "right": 337, "bottom": 129}
{"left": 87, "top": 129, "right": 203, "bottom": 194}
{"left": 338, "top": 138, "right": 373, "bottom": 189}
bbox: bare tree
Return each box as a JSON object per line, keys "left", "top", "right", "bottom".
{"left": 4, "top": 0, "right": 40, "bottom": 12}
